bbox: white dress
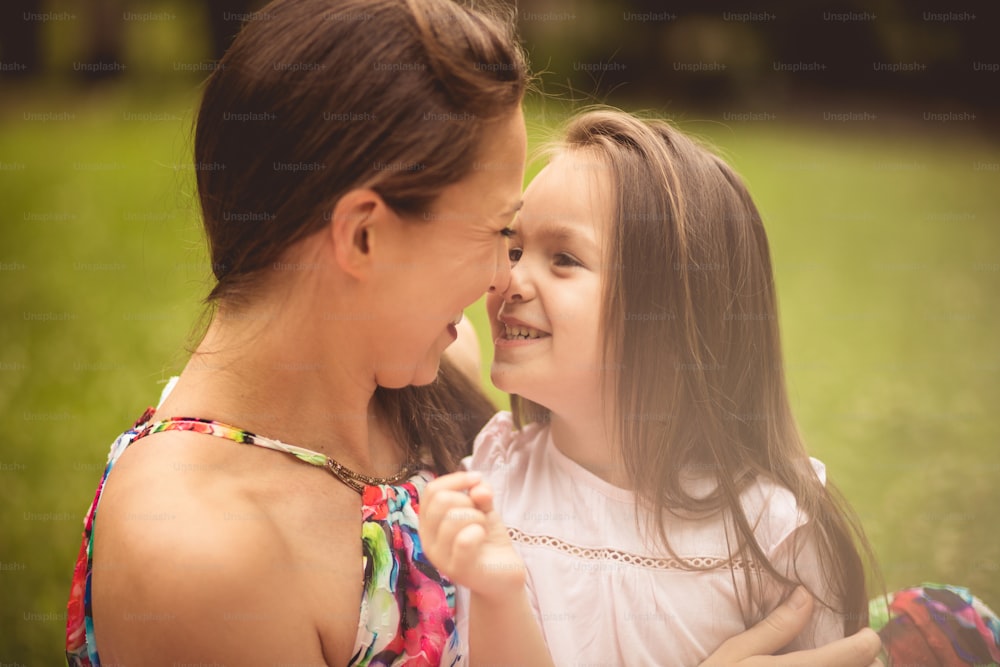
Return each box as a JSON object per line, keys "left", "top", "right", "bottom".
{"left": 461, "top": 411, "right": 844, "bottom": 666}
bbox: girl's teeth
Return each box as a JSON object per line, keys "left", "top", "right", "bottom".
{"left": 505, "top": 325, "right": 542, "bottom": 340}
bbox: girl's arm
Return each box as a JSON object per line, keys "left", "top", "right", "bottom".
{"left": 420, "top": 471, "right": 554, "bottom": 667}
{"left": 470, "top": 584, "right": 553, "bottom": 667}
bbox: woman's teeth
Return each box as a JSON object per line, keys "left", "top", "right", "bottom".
{"left": 505, "top": 325, "right": 545, "bottom": 340}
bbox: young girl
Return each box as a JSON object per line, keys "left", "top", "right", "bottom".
{"left": 420, "top": 109, "right": 877, "bottom": 665}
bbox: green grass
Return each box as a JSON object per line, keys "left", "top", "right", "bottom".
{"left": 2, "top": 88, "right": 998, "bottom": 663}
{"left": 703, "top": 119, "right": 1000, "bottom": 603}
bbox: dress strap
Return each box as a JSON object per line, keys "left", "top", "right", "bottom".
{"left": 132, "top": 416, "right": 415, "bottom": 494}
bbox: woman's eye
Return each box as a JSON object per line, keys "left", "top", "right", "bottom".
{"left": 554, "top": 253, "right": 581, "bottom": 268}
{"left": 508, "top": 247, "right": 523, "bottom": 264}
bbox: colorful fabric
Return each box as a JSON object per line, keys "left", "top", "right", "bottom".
{"left": 870, "top": 583, "right": 1000, "bottom": 667}
{"left": 66, "top": 407, "right": 463, "bottom": 667}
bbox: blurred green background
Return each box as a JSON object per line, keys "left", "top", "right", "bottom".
{"left": 1, "top": 0, "right": 998, "bottom": 663}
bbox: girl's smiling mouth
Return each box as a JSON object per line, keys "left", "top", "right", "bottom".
{"left": 495, "top": 315, "right": 551, "bottom": 346}
{"left": 503, "top": 324, "right": 548, "bottom": 340}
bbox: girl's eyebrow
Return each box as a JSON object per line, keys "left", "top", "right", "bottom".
{"left": 515, "top": 221, "right": 596, "bottom": 248}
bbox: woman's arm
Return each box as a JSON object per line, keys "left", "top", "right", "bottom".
{"left": 97, "top": 525, "right": 335, "bottom": 665}
{"left": 91, "top": 433, "right": 362, "bottom": 666}
{"left": 698, "top": 588, "right": 883, "bottom": 667}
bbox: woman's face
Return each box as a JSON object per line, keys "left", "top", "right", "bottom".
{"left": 373, "top": 109, "right": 527, "bottom": 388}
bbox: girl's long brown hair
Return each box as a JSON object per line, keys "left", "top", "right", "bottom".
{"left": 193, "top": 0, "right": 525, "bottom": 472}
{"left": 515, "top": 109, "right": 877, "bottom": 632}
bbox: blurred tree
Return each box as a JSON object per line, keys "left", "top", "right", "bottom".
{"left": 0, "top": 0, "right": 44, "bottom": 78}
{"left": 518, "top": 0, "right": 999, "bottom": 116}
{"left": 204, "top": 0, "right": 267, "bottom": 62}
{"left": 0, "top": 0, "right": 267, "bottom": 82}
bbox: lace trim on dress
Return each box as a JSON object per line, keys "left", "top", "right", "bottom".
{"left": 508, "top": 527, "right": 762, "bottom": 572}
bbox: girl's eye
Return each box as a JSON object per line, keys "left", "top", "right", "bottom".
{"left": 500, "top": 227, "right": 516, "bottom": 238}
{"left": 554, "top": 253, "right": 581, "bottom": 268}
{"left": 508, "top": 247, "right": 523, "bottom": 265}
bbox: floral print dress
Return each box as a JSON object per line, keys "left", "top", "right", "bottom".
{"left": 66, "top": 408, "right": 464, "bottom": 666}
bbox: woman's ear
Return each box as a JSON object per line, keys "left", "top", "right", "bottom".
{"left": 328, "top": 189, "right": 386, "bottom": 279}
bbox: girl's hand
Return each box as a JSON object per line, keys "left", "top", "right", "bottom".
{"left": 699, "top": 587, "right": 883, "bottom": 667}
{"left": 419, "top": 471, "right": 526, "bottom": 601}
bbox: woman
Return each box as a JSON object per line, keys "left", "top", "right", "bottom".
{"left": 65, "top": 0, "right": 883, "bottom": 665}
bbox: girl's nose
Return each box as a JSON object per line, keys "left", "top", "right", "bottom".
{"left": 500, "top": 258, "right": 533, "bottom": 303}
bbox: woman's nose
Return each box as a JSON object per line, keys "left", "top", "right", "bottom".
{"left": 488, "top": 242, "right": 513, "bottom": 295}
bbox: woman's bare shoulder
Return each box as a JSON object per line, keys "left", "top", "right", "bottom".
{"left": 91, "top": 429, "right": 362, "bottom": 665}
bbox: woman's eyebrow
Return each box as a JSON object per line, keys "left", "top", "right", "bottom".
{"left": 501, "top": 200, "right": 524, "bottom": 217}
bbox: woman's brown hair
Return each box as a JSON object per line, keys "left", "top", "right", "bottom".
{"left": 193, "top": 0, "right": 526, "bottom": 471}
{"left": 514, "top": 109, "right": 877, "bottom": 633}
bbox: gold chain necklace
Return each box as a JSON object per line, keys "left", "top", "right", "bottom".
{"left": 323, "top": 457, "right": 417, "bottom": 494}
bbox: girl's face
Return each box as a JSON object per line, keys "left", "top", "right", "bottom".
{"left": 373, "top": 109, "right": 527, "bottom": 388}
{"left": 487, "top": 150, "right": 612, "bottom": 415}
